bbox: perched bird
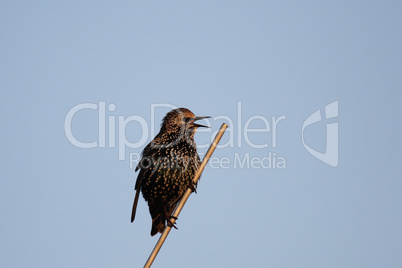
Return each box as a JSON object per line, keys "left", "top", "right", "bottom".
{"left": 131, "top": 108, "right": 209, "bottom": 236}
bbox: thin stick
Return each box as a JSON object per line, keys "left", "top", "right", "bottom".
{"left": 144, "top": 123, "right": 228, "bottom": 268}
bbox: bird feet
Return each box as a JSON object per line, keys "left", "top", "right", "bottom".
{"left": 164, "top": 206, "right": 178, "bottom": 229}
{"left": 188, "top": 182, "right": 197, "bottom": 193}
{"left": 167, "top": 216, "right": 178, "bottom": 229}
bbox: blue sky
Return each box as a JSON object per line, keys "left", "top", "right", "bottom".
{"left": 1, "top": 1, "right": 401, "bottom": 267}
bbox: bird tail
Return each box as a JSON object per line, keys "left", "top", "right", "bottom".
{"left": 150, "top": 204, "right": 177, "bottom": 236}
{"left": 151, "top": 216, "right": 166, "bottom": 236}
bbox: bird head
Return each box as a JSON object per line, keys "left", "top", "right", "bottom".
{"left": 160, "top": 108, "right": 210, "bottom": 144}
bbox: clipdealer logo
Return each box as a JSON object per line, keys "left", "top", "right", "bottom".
{"left": 302, "top": 101, "right": 339, "bottom": 167}
{"left": 64, "top": 101, "right": 338, "bottom": 169}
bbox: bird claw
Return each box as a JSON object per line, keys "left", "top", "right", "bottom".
{"left": 188, "top": 182, "right": 197, "bottom": 193}
{"left": 167, "top": 216, "right": 178, "bottom": 229}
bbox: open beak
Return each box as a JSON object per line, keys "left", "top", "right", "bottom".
{"left": 190, "top": 116, "right": 211, "bottom": 128}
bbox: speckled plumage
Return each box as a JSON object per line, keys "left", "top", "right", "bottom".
{"left": 131, "top": 108, "right": 209, "bottom": 236}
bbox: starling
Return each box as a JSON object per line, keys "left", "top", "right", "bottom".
{"left": 131, "top": 108, "right": 209, "bottom": 236}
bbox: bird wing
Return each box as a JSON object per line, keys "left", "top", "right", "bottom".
{"left": 131, "top": 187, "right": 140, "bottom": 222}
{"left": 131, "top": 167, "right": 144, "bottom": 223}
{"left": 130, "top": 142, "right": 159, "bottom": 223}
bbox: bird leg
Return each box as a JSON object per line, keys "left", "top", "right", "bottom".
{"left": 165, "top": 206, "right": 178, "bottom": 229}
{"left": 188, "top": 181, "right": 197, "bottom": 193}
